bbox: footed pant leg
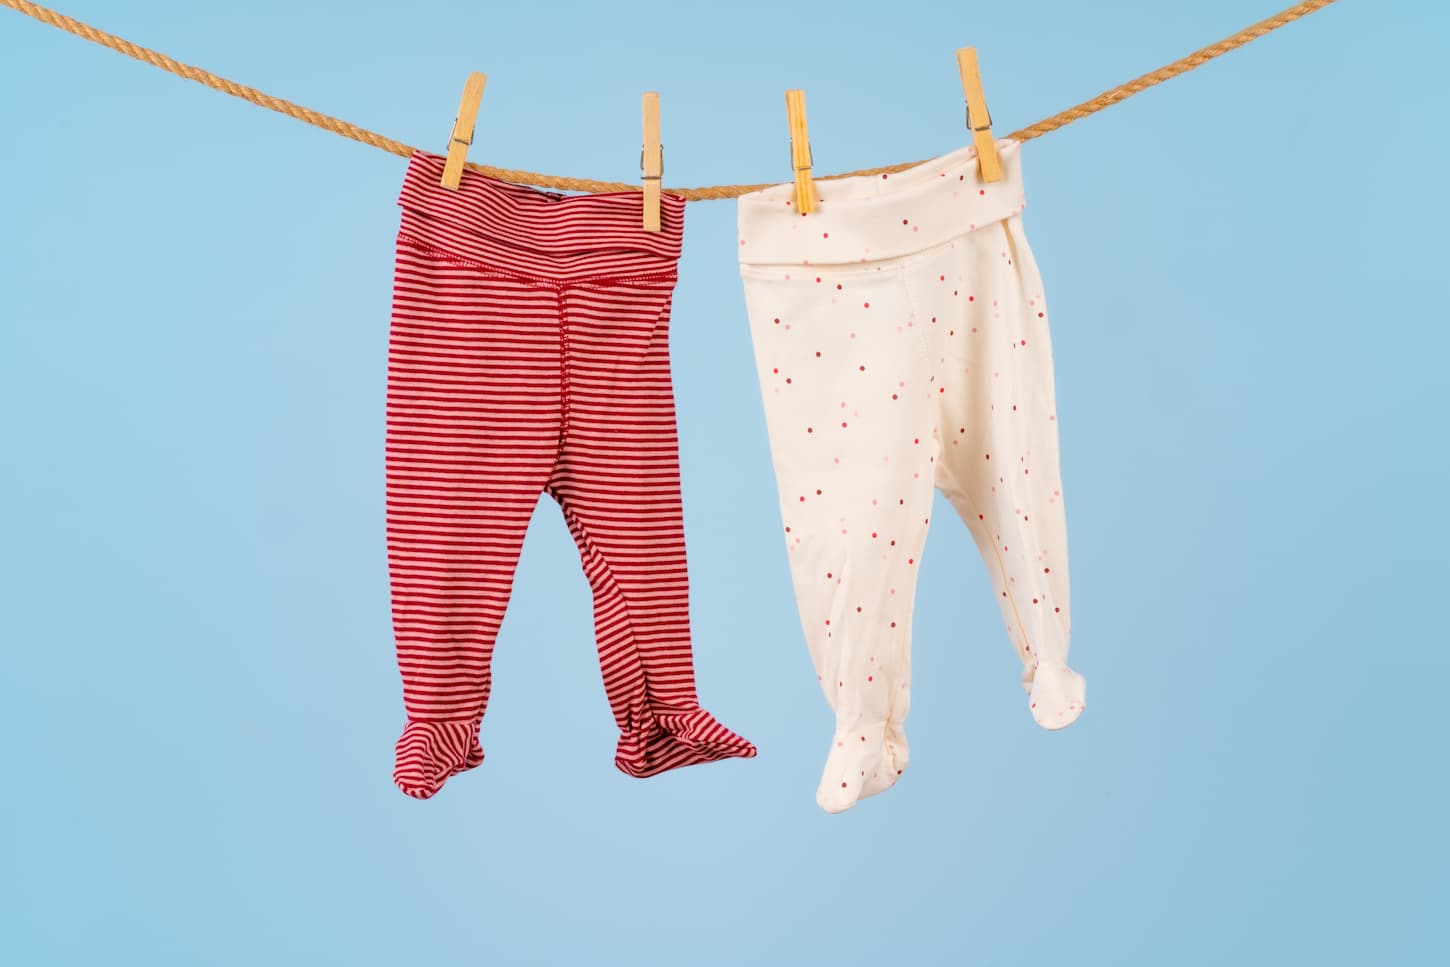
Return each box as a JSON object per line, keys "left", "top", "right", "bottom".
{"left": 926, "top": 216, "right": 1087, "bottom": 728}
{"left": 742, "top": 262, "right": 934, "bottom": 813}
{"left": 386, "top": 245, "right": 561, "bottom": 798}
{"left": 549, "top": 280, "right": 756, "bottom": 776}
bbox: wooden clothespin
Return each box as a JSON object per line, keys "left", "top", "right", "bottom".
{"left": 955, "top": 48, "right": 1002, "bottom": 183}
{"left": 785, "top": 89, "right": 817, "bottom": 214}
{"left": 441, "top": 71, "right": 488, "bottom": 190}
{"left": 642, "top": 92, "right": 663, "bottom": 232}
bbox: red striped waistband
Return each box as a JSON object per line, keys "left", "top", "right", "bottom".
{"left": 397, "top": 150, "right": 685, "bottom": 283}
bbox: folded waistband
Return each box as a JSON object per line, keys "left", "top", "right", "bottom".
{"left": 737, "top": 139, "right": 1027, "bottom": 267}
{"left": 398, "top": 150, "right": 685, "bottom": 281}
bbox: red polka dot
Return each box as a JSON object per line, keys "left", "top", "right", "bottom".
{"left": 836, "top": 284, "right": 842, "bottom": 290}
{"left": 984, "top": 453, "right": 991, "bottom": 460}
{"left": 859, "top": 365, "right": 866, "bottom": 371}
{"left": 807, "top": 427, "right": 814, "bottom": 433}
{"left": 774, "top": 317, "right": 781, "bottom": 324}
{"left": 1044, "top": 567, "right": 1050, "bottom": 573}
{"left": 979, "top": 188, "right": 985, "bottom": 196}
{"left": 968, "top": 295, "right": 975, "bottom": 302}
{"left": 863, "top": 302, "right": 870, "bottom": 309}
{"left": 842, "top": 422, "right": 848, "bottom": 427}
{"left": 823, "top": 232, "right": 829, "bottom": 238}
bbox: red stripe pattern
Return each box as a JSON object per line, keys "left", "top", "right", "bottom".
{"left": 386, "top": 150, "right": 756, "bottom": 799}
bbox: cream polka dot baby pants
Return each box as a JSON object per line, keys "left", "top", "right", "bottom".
{"left": 737, "top": 140, "right": 1087, "bottom": 814}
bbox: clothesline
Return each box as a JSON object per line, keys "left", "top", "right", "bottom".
{"left": 1, "top": 0, "right": 1341, "bottom": 199}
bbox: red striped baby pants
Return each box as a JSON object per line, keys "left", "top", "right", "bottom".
{"left": 386, "top": 151, "right": 756, "bottom": 799}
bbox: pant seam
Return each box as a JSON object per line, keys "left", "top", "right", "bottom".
{"left": 557, "top": 287, "right": 571, "bottom": 454}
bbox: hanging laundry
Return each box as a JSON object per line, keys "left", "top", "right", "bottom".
{"left": 386, "top": 150, "right": 756, "bottom": 799}
{"left": 737, "top": 140, "right": 1086, "bottom": 814}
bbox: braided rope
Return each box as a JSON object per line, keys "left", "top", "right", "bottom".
{"left": 1, "top": 0, "right": 1341, "bottom": 200}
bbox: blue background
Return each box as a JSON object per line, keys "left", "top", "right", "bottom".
{"left": 2, "top": 1, "right": 1445, "bottom": 963}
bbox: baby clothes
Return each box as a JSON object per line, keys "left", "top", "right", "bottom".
{"left": 737, "top": 139, "right": 1086, "bottom": 814}
{"left": 387, "top": 150, "right": 755, "bottom": 799}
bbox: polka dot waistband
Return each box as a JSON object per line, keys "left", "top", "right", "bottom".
{"left": 737, "top": 140, "right": 1028, "bottom": 268}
